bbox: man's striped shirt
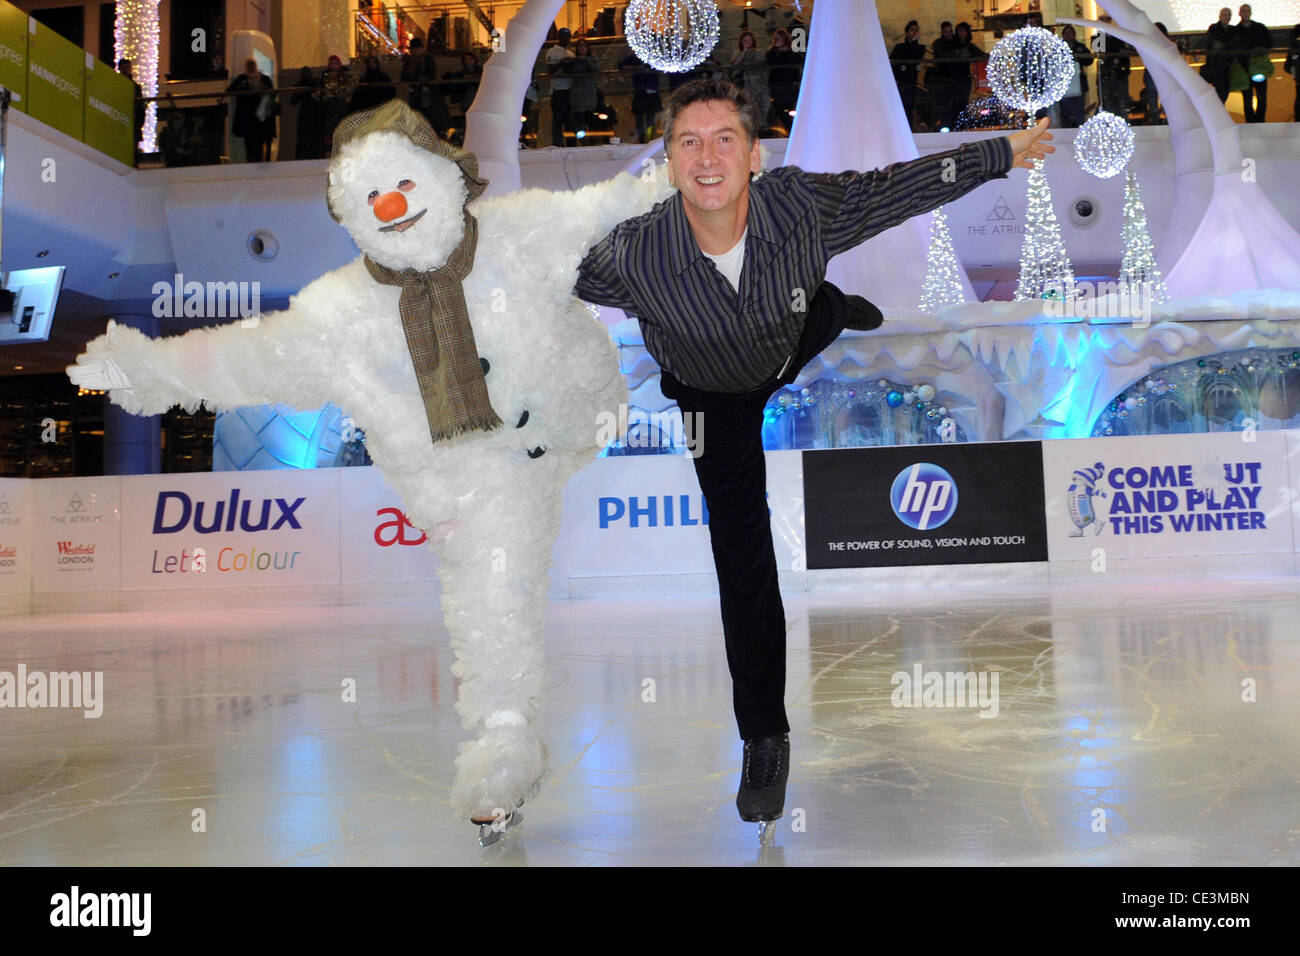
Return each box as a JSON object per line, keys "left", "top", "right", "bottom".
{"left": 575, "top": 135, "right": 1014, "bottom": 393}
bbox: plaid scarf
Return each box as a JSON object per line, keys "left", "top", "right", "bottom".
{"left": 330, "top": 100, "right": 502, "bottom": 442}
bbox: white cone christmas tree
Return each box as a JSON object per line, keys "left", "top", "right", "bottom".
{"left": 1014, "top": 158, "right": 1076, "bottom": 302}
{"left": 919, "top": 207, "right": 968, "bottom": 313}
{"left": 1119, "top": 170, "right": 1170, "bottom": 306}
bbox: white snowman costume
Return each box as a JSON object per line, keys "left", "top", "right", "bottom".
{"left": 69, "top": 100, "right": 673, "bottom": 823}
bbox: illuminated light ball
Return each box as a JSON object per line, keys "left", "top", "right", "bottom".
{"left": 987, "top": 26, "right": 1075, "bottom": 114}
{"left": 916, "top": 384, "right": 937, "bottom": 402}
{"left": 886, "top": 390, "right": 904, "bottom": 407}
{"left": 878, "top": 379, "right": 888, "bottom": 387}
{"left": 904, "top": 391, "right": 916, "bottom": 403}
{"left": 938, "top": 406, "right": 948, "bottom": 416}
{"left": 848, "top": 389, "right": 856, "bottom": 398}
{"left": 625, "top": 0, "right": 721, "bottom": 73}
{"left": 1074, "top": 111, "right": 1134, "bottom": 179}
{"left": 1124, "top": 397, "right": 1137, "bottom": 411}
{"left": 800, "top": 387, "right": 810, "bottom": 395}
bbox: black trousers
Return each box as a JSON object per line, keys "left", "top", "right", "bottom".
{"left": 658, "top": 281, "right": 858, "bottom": 741}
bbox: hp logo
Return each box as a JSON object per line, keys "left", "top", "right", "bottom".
{"left": 890, "top": 463, "right": 958, "bottom": 530}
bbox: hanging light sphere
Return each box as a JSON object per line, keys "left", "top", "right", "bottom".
{"left": 625, "top": 0, "right": 721, "bottom": 73}
{"left": 988, "top": 26, "right": 1075, "bottom": 115}
{"left": 1075, "top": 111, "right": 1135, "bottom": 179}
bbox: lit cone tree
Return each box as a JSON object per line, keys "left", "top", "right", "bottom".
{"left": 1014, "top": 158, "right": 1076, "bottom": 302}
{"left": 1118, "top": 170, "right": 1170, "bottom": 305}
{"left": 919, "top": 206, "right": 968, "bottom": 313}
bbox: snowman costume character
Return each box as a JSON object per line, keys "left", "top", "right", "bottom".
{"left": 68, "top": 100, "right": 674, "bottom": 831}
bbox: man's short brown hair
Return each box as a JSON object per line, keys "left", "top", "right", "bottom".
{"left": 662, "top": 77, "right": 760, "bottom": 155}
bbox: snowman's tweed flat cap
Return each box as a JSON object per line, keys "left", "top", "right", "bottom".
{"left": 328, "top": 99, "right": 489, "bottom": 222}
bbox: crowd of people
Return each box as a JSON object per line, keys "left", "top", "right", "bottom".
{"left": 888, "top": 6, "right": 1299, "bottom": 131}
{"left": 132, "top": 6, "right": 1300, "bottom": 168}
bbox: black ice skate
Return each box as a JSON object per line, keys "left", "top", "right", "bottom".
{"left": 736, "top": 733, "right": 790, "bottom": 845}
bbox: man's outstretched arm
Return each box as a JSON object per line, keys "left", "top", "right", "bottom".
{"left": 813, "top": 118, "right": 1054, "bottom": 257}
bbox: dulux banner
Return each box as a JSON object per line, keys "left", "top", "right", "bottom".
{"left": 117, "top": 470, "right": 339, "bottom": 589}
{"left": 0, "top": 477, "right": 32, "bottom": 596}
{"left": 30, "top": 477, "right": 120, "bottom": 592}
{"left": 1042, "top": 430, "right": 1294, "bottom": 560}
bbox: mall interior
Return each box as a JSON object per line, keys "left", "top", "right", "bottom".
{"left": 0, "top": 0, "right": 1298, "bottom": 867}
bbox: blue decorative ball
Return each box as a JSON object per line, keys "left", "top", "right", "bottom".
{"left": 886, "top": 390, "right": 903, "bottom": 407}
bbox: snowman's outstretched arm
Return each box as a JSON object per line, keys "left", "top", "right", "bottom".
{"left": 66, "top": 298, "right": 339, "bottom": 418}
{"left": 473, "top": 165, "right": 674, "bottom": 271}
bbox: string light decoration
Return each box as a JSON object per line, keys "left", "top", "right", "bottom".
{"left": 625, "top": 0, "right": 721, "bottom": 73}
{"left": 115, "top": 0, "right": 160, "bottom": 153}
{"left": 919, "top": 207, "right": 968, "bottom": 313}
{"left": 1014, "top": 159, "right": 1076, "bottom": 302}
{"left": 1074, "top": 111, "right": 1135, "bottom": 179}
{"left": 988, "top": 26, "right": 1075, "bottom": 115}
{"left": 955, "top": 96, "right": 1020, "bottom": 131}
{"left": 1118, "top": 170, "right": 1170, "bottom": 306}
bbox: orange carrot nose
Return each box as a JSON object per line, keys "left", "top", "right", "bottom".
{"left": 373, "top": 191, "right": 408, "bottom": 223}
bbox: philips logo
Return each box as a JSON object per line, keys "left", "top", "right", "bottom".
{"left": 890, "top": 463, "right": 958, "bottom": 530}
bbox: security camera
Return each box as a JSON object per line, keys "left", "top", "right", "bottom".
{"left": 1069, "top": 196, "right": 1102, "bottom": 229}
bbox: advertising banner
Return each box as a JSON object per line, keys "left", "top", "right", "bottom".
{"left": 25, "top": 18, "right": 83, "bottom": 141}
{"left": 0, "top": 478, "right": 31, "bottom": 596}
{"left": 560, "top": 451, "right": 804, "bottom": 577}
{"left": 338, "top": 466, "right": 439, "bottom": 585}
{"left": 30, "top": 477, "right": 120, "bottom": 592}
{"left": 0, "top": 3, "right": 25, "bottom": 111}
{"left": 118, "top": 470, "right": 339, "bottom": 590}
{"left": 802, "top": 442, "right": 1049, "bottom": 569}
{"left": 1042, "top": 430, "right": 1293, "bottom": 560}
{"left": 82, "top": 53, "right": 133, "bottom": 166}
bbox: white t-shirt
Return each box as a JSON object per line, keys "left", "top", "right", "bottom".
{"left": 702, "top": 228, "right": 748, "bottom": 292}
{"left": 547, "top": 45, "right": 574, "bottom": 91}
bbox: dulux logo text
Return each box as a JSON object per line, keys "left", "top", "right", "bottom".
{"left": 152, "top": 490, "right": 305, "bottom": 534}
{"left": 890, "top": 463, "right": 958, "bottom": 531}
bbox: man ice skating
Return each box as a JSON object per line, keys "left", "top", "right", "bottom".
{"left": 574, "top": 78, "right": 1052, "bottom": 837}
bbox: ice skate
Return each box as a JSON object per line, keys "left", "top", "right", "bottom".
{"left": 471, "top": 798, "right": 525, "bottom": 847}
{"left": 736, "top": 733, "right": 790, "bottom": 845}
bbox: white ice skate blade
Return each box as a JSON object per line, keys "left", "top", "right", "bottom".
{"left": 477, "top": 810, "right": 522, "bottom": 847}
{"left": 757, "top": 819, "right": 779, "bottom": 847}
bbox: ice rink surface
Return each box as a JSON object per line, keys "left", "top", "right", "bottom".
{"left": 1, "top": 554, "right": 1297, "bottom": 866}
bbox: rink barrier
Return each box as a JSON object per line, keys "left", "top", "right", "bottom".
{"left": 2, "top": 429, "right": 1299, "bottom": 607}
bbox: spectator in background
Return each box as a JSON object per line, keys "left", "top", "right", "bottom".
{"left": 401, "top": 37, "right": 451, "bottom": 136}
{"left": 443, "top": 51, "right": 484, "bottom": 116}
{"left": 1140, "top": 22, "right": 1172, "bottom": 125}
{"left": 564, "top": 38, "right": 599, "bottom": 145}
{"left": 950, "top": 22, "right": 983, "bottom": 123}
{"left": 620, "top": 53, "right": 662, "bottom": 143}
{"left": 315, "top": 55, "right": 356, "bottom": 151}
{"left": 227, "top": 58, "right": 274, "bottom": 162}
{"left": 351, "top": 55, "right": 396, "bottom": 113}
{"left": 1205, "top": 7, "right": 1236, "bottom": 102}
{"left": 1286, "top": 23, "right": 1300, "bottom": 121}
{"left": 157, "top": 110, "right": 192, "bottom": 166}
{"left": 925, "top": 22, "right": 960, "bottom": 130}
{"left": 731, "top": 30, "right": 770, "bottom": 128}
{"left": 1058, "top": 25, "right": 1093, "bottom": 128}
{"left": 891, "top": 20, "right": 926, "bottom": 130}
{"left": 767, "top": 28, "right": 803, "bottom": 132}
{"left": 117, "top": 58, "right": 144, "bottom": 154}
{"left": 547, "top": 28, "right": 575, "bottom": 147}
{"left": 1235, "top": 4, "right": 1272, "bottom": 122}
{"left": 1095, "top": 15, "right": 1134, "bottom": 118}
{"left": 1027, "top": 13, "right": 1043, "bottom": 29}
{"left": 291, "top": 66, "right": 324, "bottom": 159}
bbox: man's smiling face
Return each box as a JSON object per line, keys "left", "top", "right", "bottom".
{"left": 667, "top": 99, "right": 762, "bottom": 219}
